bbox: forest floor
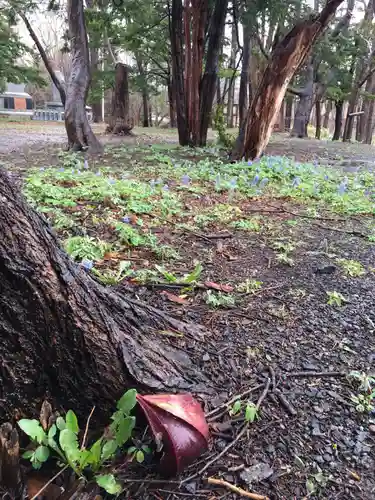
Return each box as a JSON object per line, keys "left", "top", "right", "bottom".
{"left": 2, "top": 124, "right": 375, "bottom": 500}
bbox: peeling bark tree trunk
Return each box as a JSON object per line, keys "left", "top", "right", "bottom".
{"left": 64, "top": 0, "right": 102, "bottom": 152}
{"left": 106, "top": 63, "right": 133, "bottom": 135}
{"left": 231, "top": 0, "right": 344, "bottom": 160}
{"left": 0, "top": 170, "right": 210, "bottom": 422}
{"left": 332, "top": 100, "right": 343, "bottom": 140}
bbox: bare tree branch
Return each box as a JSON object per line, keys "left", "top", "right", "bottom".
{"left": 18, "top": 11, "right": 66, "bottom": 105}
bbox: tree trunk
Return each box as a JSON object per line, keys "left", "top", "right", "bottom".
{"left": 136, "top": 56, "right": 150, "bottom": 128}
{"left": 105, "top": 63, "right": 133, "bottom": 135}
{"left": 291, "top": 61, "right": 314, "bottom": 138}
{"left": 198, "top": 0, "right": 228, "bottom": 145}
{"left": 278, "top": 100, "right": 286, "bottom": 132}
{"left": 89, "top": 47, "right": 103, "bottom": 123}
{"left": 170, "top": 0, "right": 189, "bottom": 145}
{"left": 167, "top": 79, "right": 177, "bottom": 127}
{"left": 226, "top": 21, "right": 237, "bottom": 128}
{"left": 231, "top": 0, "right": 345, "bottom": 160}
{"left": 342, "top": 89, "right": 358, "bottom": 141}
{"left": 315, "top": 99, "right": 322, "bottom": 139}
{"left": 364, "top": 74, "right": 375, "bottom": 144}
{"left": 238, "top": 23, "right": 251, "bottom": 127}
{"left": 64, "top": 0, "right": 102, "bottom": 152}
{"left": 285, "top": 96, "right": 293, "bottom": 130}
{"left": 323, "top": 100, "right": 332, "bottom": 129}
{"left": 332, "top": 100, "right": 343, "bottom": 140}
{"left": 0, "top": 170, "right": 210, "bottom": 422}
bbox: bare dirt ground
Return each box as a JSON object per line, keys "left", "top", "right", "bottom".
{"left": 2, "top": 122, "right": 375, "bottom": 500}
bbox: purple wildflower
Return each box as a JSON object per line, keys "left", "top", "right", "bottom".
{"left": 122, "top": 216, "right": 130, "bottom": 223}
{"left": 84, "top": 158, "right": 89, "bottom": 169}
{"left": 108, "top": 178, "right": 116, "bottom": 185}
{"left": 259, "top": 178, "right": 269, "bottom": 189}
{"left": 96, "top": 171, "right": 101, "bottom": 176}
{"left": 337, "top": 182, "right": 347, "bottom": 195}
{"left": 247, "top": 160, "right": 252, "bottom": 166}
{"left": 181, "top": 174, "right": 190, "bottom": 186}
{"left": 162, "top": 184, "right": 169, "bottom": 191}
{"left": 58, "top": 167, "right": 64, "bottom": 172}
{"left": 40, "top": 167, "right": 45, "bottom": 171}
{"left": 81, "top": 259, "right": 93, "bottom": 270}
{"left": 324, "top": 174, "right": 329, "bottom": 180}
{"left": 77, "top": 169, "right": 81, "bottom": 175}
{"left": 251, "top": 174, "right": 260, "bottom": 186}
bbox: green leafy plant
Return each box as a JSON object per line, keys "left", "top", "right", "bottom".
{"left": 115, "top": 223, "right": 145, "bottom": 247}
{"left": 155, "top": 262, "right": 203, "bottom": 285}
{"left": 18, "top": 389, "right": 138, "bottom": 494}
{"left": 213, "top": 105, "right": 235, "bottom": 149}
{"left": 205, "top": 290, "right": 236, "bottom": 308}
{"left": 230, "top": 218, "right": 261, "bottom": 232}
{"left": 350, "top": 393, "right": 375, "bottom": 413}
{"left": 92, "top": 261, "right": 134, "bottom": 285}
{"left": 348, "top": 371, "right": 375, "bottom": 413}
{"left": 127, "top": 444, "right": 152, "bottom": 464}
{"left": 64, "top": 236, "right": 110, "bottom": 261}
{"left": 272, "top": 240, "right": 295, "bottom": 267}
{"left": 229, "top": 400, "right": 258, "bottom": 423}
{"left": 326, "top": 290, "right": 346, "bottom": 307}
{"left": 336, "top": 259, "right": 365, "bottom": 277}
{"left": 237, "top": 279, "right": 263, "bottom": 294}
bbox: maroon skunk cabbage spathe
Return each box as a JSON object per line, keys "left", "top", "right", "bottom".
{"left": 136, "top": 393, "right": 209, "bottom": 476}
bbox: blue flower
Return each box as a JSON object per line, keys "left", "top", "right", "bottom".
{"left": 81, "top": 259, "right": 93, "bottom": 270}
{"left": 40, "top": 167, "right": 45, "bottom": 171}
{"left": 77, "top": 169, "right": 81, "bottom": 175}
{"left": 122, "top": 216, "right": 130, "bottom": 223}
{"left": 259, "top": 178, "right": 269, "bottom": 189}
{"left": 181, "top": 174, "right": 190, "bottom": 186}
{"left": 150, "top": 179, "right": 156, "bottom": 188}
{"left": 162, "top": 184, "right": 169, "bottom": 191}
{"left": 337, "top": 182, "right": 347, "bottom": 195}
{"left": 108, "top": 178, "right": 116, "bottom": 185}
{"left": 58, "top": 167, "right": 64, "bottom": 172}
{"left": 247, "top": 160, "right": 252, "bottom": 166}
{"left": 251, "top": 174, "right": 260, "bottom": 186}
{"left": 229, "top": 177, "right": 237, "bottom": 189}
{"left": 96, "top": 171, "right": 101, "bottom": 176}
{"left": 84, "top": 159, "right": 89, "bottom": 169}
{"left": 291, "top": 177, "right": 300, "bottom": 188}
{"left": 324, "top": 174, "right": 329, "bottom": 180}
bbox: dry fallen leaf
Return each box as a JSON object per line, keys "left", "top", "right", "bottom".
{"left": 160, "top": 291, "right": 190, "bottom": 304}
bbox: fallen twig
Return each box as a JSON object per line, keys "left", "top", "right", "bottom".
{"left": 274, "top": 389, "right": 297, "bottom": 416}
{"left": 29, "top": 465, "right": 68, "bottom": 500}
{"left": 268, "top": 366, "right": 276, "bottom": 391}
{"left": 285, "top": 371, "right": 346, "bottom": 378}
{"left": 311, "top": 222, "right": 366, "bottom": 238}
{"left": 206, "top": 383, "right": 264, "bottom": 419}
{"left": 207, "top": 477, "right": 270, "bottom": 500}
{"left": 81, "top": 406, "right": 95, "bottom": 449}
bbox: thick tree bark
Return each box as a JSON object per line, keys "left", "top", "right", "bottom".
{"left": 167, "top": 79, "right": 177, "bottom": 127}
{"left": 364, "top": 74, "right": 375, "bottom": 144}
{"left": 332, "top": 100, "right": 343, "bottom": 140}
{"left": 105, "top": 63, "right": 133, "bottom": 135}
{"left": 231, "top": 0, "right": 345, "bottom": 160}
{"left": 170, "top": 0, "right": 189, "bottom": 144}
{"left": 64, "top": 0, "right": 102, "bottom": 152}
{"left": 0, "top": 170, "right": 210, "bottom": 422}
{"left": 239, "top": 23, "right": 251, "bottom": 127}
{"left": 199, "top": 0, "right": 228, "bottom": 145}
